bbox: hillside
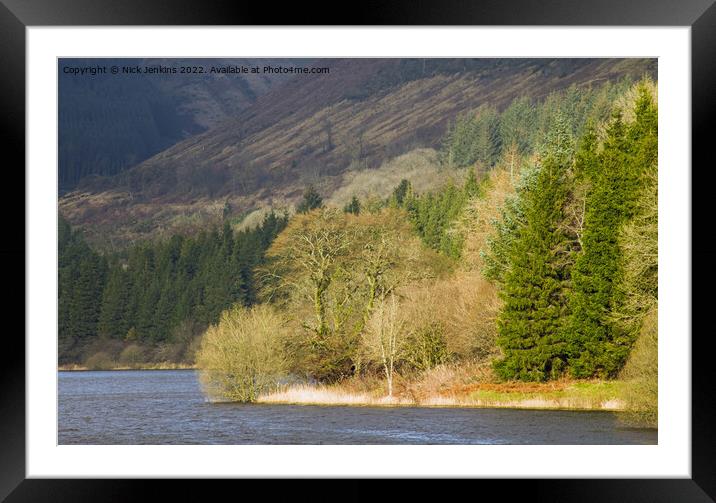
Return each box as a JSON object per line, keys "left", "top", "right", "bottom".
{"left": 59, "top": 58, "right": 305, "bottom": 193}
{"left": 59, "top": 58, "right": 656, "bottom": 248}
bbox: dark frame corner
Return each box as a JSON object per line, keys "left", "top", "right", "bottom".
{"left": 3, "top": 0, "right": 715, "bottom": 501}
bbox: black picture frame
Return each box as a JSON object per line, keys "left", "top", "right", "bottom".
{"left": 2, "top": 0, "right": 714, "bottom": 501}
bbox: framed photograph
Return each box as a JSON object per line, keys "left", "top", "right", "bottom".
{"left": 4, "top": 0, "right": 714, "bottom": 500}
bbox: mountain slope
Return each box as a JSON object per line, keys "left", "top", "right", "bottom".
{"left": 59, "top": 58, "right": 306, "bottom": 193}
{"left": 60, "top": 58, "right": 656, "bottom": 247}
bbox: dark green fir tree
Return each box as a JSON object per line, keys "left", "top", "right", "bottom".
{"left": 566, "top": 86, "right": 657, "bottom": 377}
{"left": 97, "top": 265, "right": 132, "bottom": 339}
{"left": 493, "top": 115, "right": 574, "bottom": 381}
{"left": 296, "top": 185, "right": 324, "bottom": 213}
{"left": 343, "top": 195, "right": 362, "bottom": 215}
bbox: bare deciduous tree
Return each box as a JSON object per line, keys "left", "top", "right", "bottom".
{"left": 262, "top": 209, "right": 353, "bottom": 339}
{"left": 363, "top": 293, "right": 406, "bottom": 397}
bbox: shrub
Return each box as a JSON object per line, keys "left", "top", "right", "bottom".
{"left": 118, "top": 344, "right": 145, "bottom": 366}
{"left": 442, "top": 274, "right": 500, "bottom": 360}
{"left": 171, "top": 319, "right": 205, "bottom": 344}
{"left": 403, "top": 321, "right": 449, "bottom": 373}
{"left": 184, "top": 336, "right": 204, "bottom": 365}
{"left": 196, "top": 304, "right": 288, "bottom": 402}
{"left": 619, "top": 308, "right": 657, "bottom": 428}
{"left": 398, "top": 273, "right": 500, "bottom": 363}
{"left": 84, "top": 351, "right": 114, "bottom": 370}
{"left": 154, "top": 342, "right": 185, "bottom": 363}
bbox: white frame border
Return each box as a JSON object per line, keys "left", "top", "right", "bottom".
{"left": 27, "top": 26, "right": 690, "bottom": 478}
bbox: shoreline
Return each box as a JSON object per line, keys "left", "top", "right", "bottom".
{"left": 58, "top": 363, "right": 197, "bottom": 371}
{"left": 256, "top": 382, "right": 628, "bottom": 412}
{"left": 256, "top": 397, "right": 626, "bottom": 412}
{"left": 58, "top": 367, "right": 630, "bottom": 413}
{"left": 255, "top": 397, "right": 626, "bottom": 412}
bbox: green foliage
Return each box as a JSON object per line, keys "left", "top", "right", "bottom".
{"left": 58, "top": 216, "right": 108, "bottom": 363}
{"left": 488, "top": 81, "right": 658, "bottom": 382}
{"left": 396, "top": 175, "right": 483, "bottom": 260}
{"left": 442, "top": 106, "right": 501, "bottom": 169}
{"left": 440, "top": 79, "right": 634, "bottom": 174}
{"left": 566, "top": 86, "right": 658, "bottom": 378}
{"left": 493, "top": 115, "right": 575, "bottom": 381}
{"left": 343, "top": 195, "right": 361, "bottom": 215}
{"left": 58, "top": 212, "right": 287, "bottom": 363}
{"left": 481, "top": 162, "right": 540, "bottom": 284}
{"left": 390, "top": 179, "right": 412, "bottom": 206}
{"left": 222, "top": 200, "right": 232, "bottom": 220}
{"left": 97, "top": 265, "right": 132, "bottom": 340}
{"left": 463, "top": 167, "right": 480, "bottom": 198}
{"left": 125, "top": 327, "right": 138, "bottom": 342}
{"left": 296, "top": 185, "right": 324, "bottom": 214}
{"left": 499, "top": 96, "right": 538, "bottom": 156}
{"left": 406, "top": 182, "right": 464, "bottom": 258}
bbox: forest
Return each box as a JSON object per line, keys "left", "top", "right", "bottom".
{"left": 59, "top": 78, "right": 657, "bottom": 425}
{"left": 58, "top": 64, "right": 196, "bottom": 193}
{"left": 58, "top": 212, "right": 287, "bottom": 365}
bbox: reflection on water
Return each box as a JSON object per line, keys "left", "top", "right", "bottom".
{"left": 58, "top": 370, "right": 657, "bottom": 445}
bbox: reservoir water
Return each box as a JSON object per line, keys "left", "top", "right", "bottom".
{"left": 58, "top": 369, "right": 656, "bottom": 445}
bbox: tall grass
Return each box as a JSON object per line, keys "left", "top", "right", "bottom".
{"left": 258, "top": 384, "right": 413, "bottom": 406}
{"left": 256, "top": 375, "right": 626, "bottom": 411}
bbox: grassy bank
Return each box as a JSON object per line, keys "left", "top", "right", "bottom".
{"left": 257, "top": 379, "right": 627, "bottom": 411}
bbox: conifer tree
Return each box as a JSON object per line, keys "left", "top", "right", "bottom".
{"left": 154, "top": 278, "right": 179, "bottom": 342}
{"left": 58, "top": 216, "right": 108, "bottom": 361}
{"left": 136, "top": 280, "right": 161, "bottom": 341}
{"left": 59, "top": 211, "right": 287, "bottom": 362}
{"left": 464, "top": 167, "right": 480, "bottom": 198}
{"left": 98, "top": 265, "right": 132, "bottom": 339}
{"left": 391, "top": 179, "right": 411, "bottom": 207}
{"left": 494, "top": 115, "right": 574, "bottom": 381}
{"left": 482, "top": 162, "right": 540, "bottom": 285}
{"left": 296, "top": 185, "right": 324, "bottom": 213}
{"left": 499, "top": 96, "right": 537, "bottom": 155}
{"left": 344, "top": 196, "right": 361, "bottom": 214}
{"left": 566, "top": 86, "right": 657, "bottom": 377}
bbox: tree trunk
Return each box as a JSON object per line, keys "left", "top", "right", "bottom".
{"left": 386, "top": 369, "right": 393, "bottom": 397}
